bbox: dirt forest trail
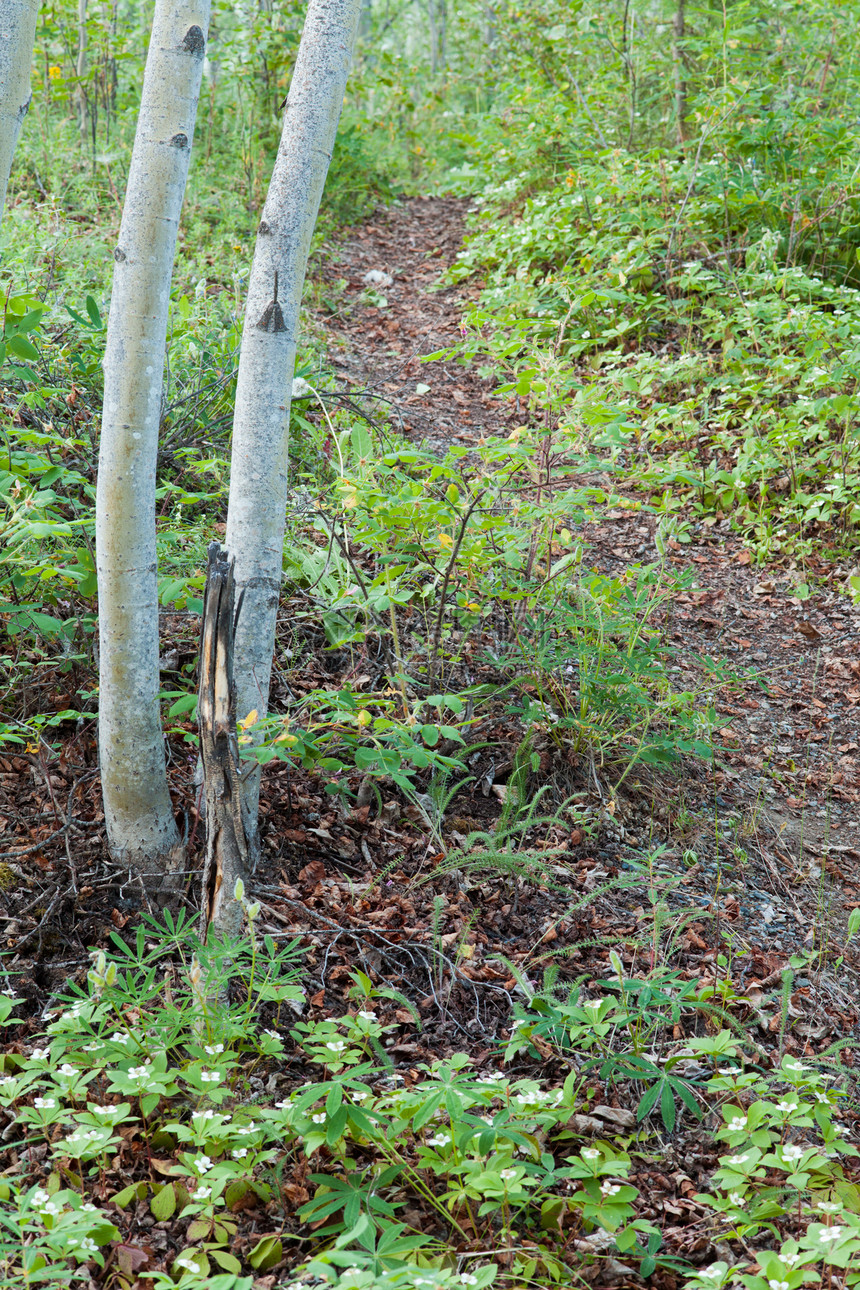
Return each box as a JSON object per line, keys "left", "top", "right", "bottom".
{"left": 315, "top": 192, "right": 860, "bottom": 990}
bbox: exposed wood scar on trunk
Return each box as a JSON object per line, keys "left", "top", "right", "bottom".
{"left": 198, "top": 542, "right": 249, "bottom": 941}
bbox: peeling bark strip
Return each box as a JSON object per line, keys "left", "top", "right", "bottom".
{"left": 96, "top": 0, "right": 211, "bottom": 880}
{"left": 198, "top": 543, "right": 249, "bottom": 943}
{"left": 0, "top": 0, "right": 41, "bottom": 224}
{"left": 225, "top": 0, "right": 362, "bottom": 847}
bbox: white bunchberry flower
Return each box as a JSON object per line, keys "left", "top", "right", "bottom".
{"left": 818, "top": 1201, "right": 843, "bottom": 1214}
{"left": 784, "top": 1059, "right": 808, "bottom": 1073}
{"left": 204, "top": 1044, "right": 224, "bottom": 1056}
{"left": 427, "top": 1134, "right": 449, "bottom": 1147}
{"left": 235, "top": 1121, "right": 257, "bottom": 1135}
{"left": 193, "top": 1156, "right": 211, "bottom": 1174}
{"left": 499, "top": 1168, "right": 517, "bottom": 1181}
{"left": 728, "top": 1191, "right": 745, "bottom": 1206}
{"left": 459, "top": 1276, "right": 478, "bottom": 1286}
{"left": 781, "top": 1144, "right": 804, "bottom": 1163}
{"left": 110, "top": 1032, "right": 129, "bottom": 1045}
{"left": 727, "top": 1153, "right": 750, "bottom": 1166}
{"left": 600, "top": 1181, "right": 621, "bottom": 1197}
{"left": 191, "top": 1186, "right": 211, "bottom": 1202}
{"left": 275, "top": 1099, "right": 291, "bottom": 1109}
{"left": 325, "top": 1040, "right": 346, "bottom": 1053}
{"left": 30, "top": 1189, "right": 50, "bottom": 1207}
{"left": 30, "top": 1047, "right": 50, "bottom": 1062}
{"left": 818, "top": 1226, "right": 844, "bottom": 1243}
{"left": 767, "top": 1280, "right": 790, "bottom": 1290}
{"left": 232, "top": 1148, "right": 248, "bottom": 1160}
{"left": 263, "top": 1029, "right": 281, "bottom": 1040}
{"left": 357, "top": 1010, "right": 377, "bottom": 1022}
{"left": 775, "top": 1100, "right": 796, "bottom": 1113}
{"left": 728, "top": 1116, "right": 746, "bottom": 1130}
{"left": 199, "top": 1069, "right": 221, "bottom": 1084}
{"left": 128, "top": 1064, "right": 151, "bottom": 1080}
{"left": 34, "top": 1097, "right": 56, "bottom": 1109}
{"left": 311, "top": 1113, "right": 326, "bottom": 1124}
{"left": 58, "top": 1064, "right": 76, "bottom": 1078}
{"left": 581, "top": 1148, "right": 601, "bottom": 1160}
{"left": 175, "top": 1255, "right": 198, "bottom": 1272}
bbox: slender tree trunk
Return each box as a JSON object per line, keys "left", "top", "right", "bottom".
{"left": 96, "top": 0, "right": 210, "bottom": 886}
{"left": 437, "top": 0, "right": 447, "bottom": 73}
{"left": 672, "top": 0, "right": 688, "bottom": 144}
{"left": 0, "top": 0, "right": 40, "bottom": 223}
{"left": 198, "top": 544, "right": 249, "bottom": 943}
{"left": 224, "top": 0, "right": 362, "bottom": 854}
{"left": 426, "top": 0, "right": 438, "bottom": 74}
{"left": 76, "top": 0, "right": 89, "bottom": 149}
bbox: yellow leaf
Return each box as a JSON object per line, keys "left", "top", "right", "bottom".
{"left": 240, "top": 709, "right": 258, "bottom": 729}
{"left": 438, "top": 532, "right": 453, "bottom": 548}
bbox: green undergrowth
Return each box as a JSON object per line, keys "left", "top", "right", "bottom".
{"left": 236, "top": 410, "right": 727, "bottom": 800}
{"left": 430, "top": 0, "right": 860, "bottom": 579}
{"left": 2, "top": 300, "right": 727, "bottom": 797}
{"left": 442, "top": 144, "right": 860, "bottom": 574}
{"left": 1, "top": 905, "right": 859, "bottom": 1288}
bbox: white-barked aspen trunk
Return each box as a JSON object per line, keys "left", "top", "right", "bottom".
{"left": 0, "top": 0, "right": 40, "bottom": 223}
{"left": 96, "top": 0, "right": 210, "bottom": 885}
{"left": 224, "top": 0, "right": 362, "bottom": 853}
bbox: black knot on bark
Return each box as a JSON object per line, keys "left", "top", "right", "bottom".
{"left": 169, "top": 133, "right": 189, "bottom": 150}
{"left": 181, "top": 25, "right": 205, "bottom": 55}
{"left": 113, "top": 247, "right": 126, "bottom": 262}
{"left": 255, "top": 270, "right": 286, "bottom": 333}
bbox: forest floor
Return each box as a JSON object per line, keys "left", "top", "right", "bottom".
{"left": 2, "top": 195, "right": 860, "bottom": 1285}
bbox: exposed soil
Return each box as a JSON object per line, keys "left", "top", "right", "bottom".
{"left": 2, "top": 193, "right": 860, "bottom": 1286}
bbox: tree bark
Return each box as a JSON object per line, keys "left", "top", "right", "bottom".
{"left": 76, "top": 0, "right": 89, "bottom": 149}
{"left": 224, "top": 0, "right": 362, "bottom": 853}
{"left": 672, "top": 0, "right": 688, "bottom": 145}
{"left": 96, "top": 0, "right": 210, "bottom": 886}
{"left": 0, "top": 0, "right": 40, "bottom": 224}
{"left": 198, "top": 544, "right": 249, "bottom": 944}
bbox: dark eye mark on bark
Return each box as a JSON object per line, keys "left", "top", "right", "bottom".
{"left": 114, "top": 248, "right": 126, "bottom": 262}
{"left": 169, "top": 133, "right": 189, "bottom": 149}
{"left": 256, "top": 271, "right": 287, "bottom": 333}
{"left": 181, "top": 25, "right": 205, "bottom": 55}
{"left": 258, "top": 220, "right": 271, "bottom": 235}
